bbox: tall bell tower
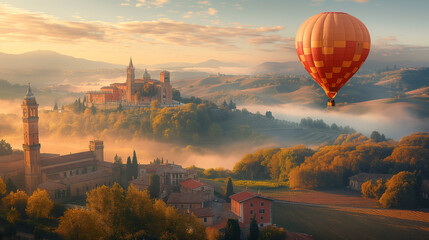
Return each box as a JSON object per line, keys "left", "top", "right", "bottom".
{"left": 126, "top": 57, "right": 135, "bottom": 103}
{"left": 21, "top": 84, "right": 41, "bottom": 194}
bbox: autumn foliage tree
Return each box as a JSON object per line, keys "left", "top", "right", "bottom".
{"left": 379, "top": 171, "right": 419, "bottom": 208}
{"left": 2, "top": 190, "right": 29, "bottom": 216}
{"left": 259, "top": 226, "right": 287, "bottom": 240}
{"left": 26, "top": 189, "right": 54, "bottom": 219}
{"left": 0, "top": 177, "right": 6, "bottom": 196}
{"left": 56, "top": 207, "right": 103, "bottom": 240}
{"left": 361, "top": 179, "right": 386, "bottom": 200}
{"left": 57, "top": 183, "right": 206, "bottom": 240}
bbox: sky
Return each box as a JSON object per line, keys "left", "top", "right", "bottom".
{"left": 1, "top": 0, "right": 429, "bottom": 66}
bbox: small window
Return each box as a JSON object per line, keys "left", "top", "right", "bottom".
{"left": 250, "top": 203, "right": 253, "bottom": 207}
{"left": 64, "top": 172, "right": 66, "bottom": 177}
{"left": 204, "top": 217, "right": 207, "bottom": 222}
{"left": 76, "top": 169, "right": 79, "bottom": 175}
{"left": 190, "top": 205, "right": 192, "bottom": 209}
{"left": 70, "top": 171, "right": 73, "bottom": 176}
{"left": 250, "top": 210, "right": 253, "bottom": 214}
{"left": 261, "top": 202, "right": 264, "bottom": 206}
{"left": 76, "top": 188, "right": 79, "bottom": 194}
{"left": 261, "top": 216, "right": 264, "bottom": 220}
{"left": 259, "top": 209, "right": 265, "bottom": 214}
{"left": 181, "top": 204, "right": 183, "bottom": 208}
{"left": 260, "top": 223, "right": 263, "bottom": 227}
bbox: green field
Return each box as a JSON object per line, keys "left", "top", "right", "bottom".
{"left": 273, "top": 202, "right": 429, "bottom": 240}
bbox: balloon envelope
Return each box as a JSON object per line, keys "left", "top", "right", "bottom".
{"left": 295, "top": 12, "right": 371, "bottom": 99}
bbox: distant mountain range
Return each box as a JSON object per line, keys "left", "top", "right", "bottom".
{"left": 0, "top": 50, "right": 121, "bottom": 70}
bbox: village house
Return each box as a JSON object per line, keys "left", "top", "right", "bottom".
{"left": 348, "top": 173, "right": 393, "bottom": 191}
{"left": 230, "top": 190, "right": 273, "bottom": 228}
{"left": 188, "top": 208, "right": 215, "bottom": 227}
{"left": 167, "top": 192, "right": 205, "bottom": 209}
{"left": 179, "top": 178, "right": 215, "bottom": 201}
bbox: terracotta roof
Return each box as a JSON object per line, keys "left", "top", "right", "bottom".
{"left": 61, "top": 169, "right": 112, "bottom": 185}
{"left": 348, "top": 173, "right": 393, "bottom": 182}
{"left": 229, "top": 190, "right": 273, "bottom": 203}
{"left": 40, "top": 153, "right": 60, "bottom": 159}
{"left": 167, "top": 192, "right": 204, "bottom": 204}
{"left": 180, "top": 178, "right": 206, "bottom": 190}
{"left": 130, "top": 175, "right": 150, "bottom": 186}
{"left": 42, "top": 160, "right": 97, "bottom": 174}
{"left": 188, "top": 207, "right": 214, "bottom": 217}
{"left": 0, "top": 154, "right": 23, "bottom": 163}
{"left": 41, "top": 151, "right": 95, "bottom": 167}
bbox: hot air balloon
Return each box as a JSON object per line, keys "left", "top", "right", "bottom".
{"left": 295, "top": 12, "right": 371, "bottom": 107}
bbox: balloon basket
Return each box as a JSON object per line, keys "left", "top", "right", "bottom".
{"left": 327, "top": 98, "right": 335, "bottom": 108}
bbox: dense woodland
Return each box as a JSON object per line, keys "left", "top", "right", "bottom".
{"left": 230, "top": 132, "right": 428, "bottom": 188}
{"left": 42, "top": 96, "right": 353, "bottom": 146}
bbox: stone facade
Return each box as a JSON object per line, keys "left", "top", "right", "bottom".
{"left": 1, "top": 87, "right": 119, "bottom": 201}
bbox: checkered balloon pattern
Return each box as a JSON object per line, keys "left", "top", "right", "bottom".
{"left": 295, "top": 12, "right": 371, "bottom": 99}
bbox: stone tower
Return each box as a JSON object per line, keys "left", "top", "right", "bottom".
{"left": 126, "top": 58, "right": 135, "bottom": 103}
{"left": 90, "top": 140, "right": 104, "bottom": 162}
{"left": 21, "top": 84, "right": 41, "bottom": 194}
{"left": 160, "top": 71, "right": 172, "bottom": 105}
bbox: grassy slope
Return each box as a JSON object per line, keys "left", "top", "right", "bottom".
{"left": 273, "top": 202, "right": 429, "bottom": 240}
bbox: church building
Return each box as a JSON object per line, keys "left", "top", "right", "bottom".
{"left": 0, "top": 86, "right": 119, "bottom": 201}
{"left": 86, "top": 58, "right": 173, "bottom": 106}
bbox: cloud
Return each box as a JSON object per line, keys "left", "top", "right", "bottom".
{"left": 0, "top": 5, "right": 106, "bottom": 42}
{"left": 197, "top": 1, "right": 211, "bottom": 6}
{"left": 0, "top": 4, "right": 286, "bottom": 49}
{"left": 183, "top": 11, "right": 193, "bottom": 19}
{"left": 233, "top": 3, "right": 243, "bottom": 10}
{"left": 247, "top": 35, "right": 292, "bottom": 45}
{"left": 120, "top": 3, "right": 130, "bottom": 6}
{"left": 207, "top": 8, "right": 218, "bottom": 16}
{"left": 351, "top": 0, "right": 369, "bottom": 2}
{"left": 136, "top": 0, "right": 169, "bottom": 7}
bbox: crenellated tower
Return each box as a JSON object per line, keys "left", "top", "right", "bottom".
{"left": 126, "top": 57, "right": 135, "bottom": 103}
{"left": 21, "top": 84, "right": 41, "bottom": 194}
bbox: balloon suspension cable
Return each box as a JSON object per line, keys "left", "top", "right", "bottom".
{"left": 327, "top": 98, "right": 335, "bottom": 108}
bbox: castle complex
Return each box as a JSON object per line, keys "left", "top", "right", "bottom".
{"left": 86, "top": 58, "right": 173, "bottom": 106}
{"left": 0, "top": 86, "right": 119, "bottom": 200}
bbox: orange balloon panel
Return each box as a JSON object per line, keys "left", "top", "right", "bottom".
{"left": 295, "top": 12, "right": 371, "bottom": 98}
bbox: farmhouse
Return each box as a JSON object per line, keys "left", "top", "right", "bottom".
{"left": 180, "top": 178, "right": 214, "bottom": 201}
{"left": 167, "top": 192, "right": 205, "bottom": 209}
{"left": 348, "top": 173, "right": 393, "bottom": 191}
{"left": 188, "top": 208, "right": 215, "bottom": 227}
{"left": 230, "top": 190, "right": 273, "bottom": 227}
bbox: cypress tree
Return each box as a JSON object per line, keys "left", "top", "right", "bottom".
{"left": 225, "top": 177, "right": 234, "bottom": 202}
{"left": 126, "top": 156, "right": 132, "bottom": 181}
{"left": 248, "top": 216, "right": 259, "bottom": 240}
{"left": 148, "top": 174, "right": 161, "bottom": 199}
{"left": 132, "top": 150, "right": 138, "bottom": 179}
{"left": 224, "top": 218, "right": 240, "bottom": 240}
